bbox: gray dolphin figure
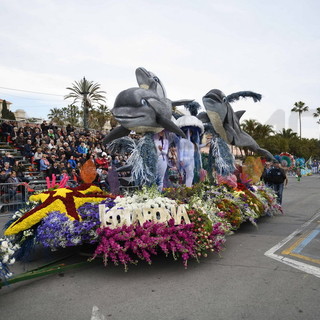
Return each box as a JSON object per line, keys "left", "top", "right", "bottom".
{"left": 104, "top": 67, "right": 191, "bottom": 144}
{"left": 135, "top": 67, "right": 193, "bottom": 108}
{"left": 201, "top": 89, "right": 274, "bottom": 160}
{"left": 103, "top": 83, "right": 186, "bottom": 144}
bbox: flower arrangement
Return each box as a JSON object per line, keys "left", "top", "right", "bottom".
{"left": 91, "top": 219, "right": 198, "bottom": 270}
{"left": 36, "top": 198, "right": 115, "bottom": 249}
{"left": 0, "top": 238, "right": 20, "bottom": 280}
{"left": 4, "top": 184, "right": 107, "bottom": 236}
{"left": 1, "top": 174, "right": 283, "bottom": 278}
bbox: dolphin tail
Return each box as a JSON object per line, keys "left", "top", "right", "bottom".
{"left": 226, "top": 91, "right": 262, "bottom": 103}
{"left": 156, "top": 115, "right": 187, "bottom": 138}
{"left": 103, "top": 126, "right": 131, "bottom": 144}
{"left": 255, "top": 148, "right": 275, "bottom": 161}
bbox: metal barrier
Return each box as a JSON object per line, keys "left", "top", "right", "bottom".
{"left": 0, "top": 180, "right": 78, "bottom": 214}
{"left": 0, "top": 182, "right": 29, "bottom": 214}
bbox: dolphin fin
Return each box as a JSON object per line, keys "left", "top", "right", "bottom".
{"left": 103, "top": 126, "right": 131, "bottom": 144}
{"left": 156, "top": 115, "right": 187, "bottom": 138}
{"left": 235, "top": 110, "right": 246, "bottom": 120}
{"left": 197, "top": 112, "right": 211, "bottom": 123}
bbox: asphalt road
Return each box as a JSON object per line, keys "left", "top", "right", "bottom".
{"left": 0, "top": 175, "right": 319, "bottom": 320}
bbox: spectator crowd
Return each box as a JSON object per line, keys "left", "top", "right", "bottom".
{"left": 1, "top": 120, "right": 134, "bottom": 202}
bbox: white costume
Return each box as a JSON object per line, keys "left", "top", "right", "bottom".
{"left": 154, "top": 132, "right": 169, "bottom": 190}
{"left": 176, "top": 115, "right": 204, "bottom": 188}
{"left": 178, "top": 137, "right": 195, "bottom": 187}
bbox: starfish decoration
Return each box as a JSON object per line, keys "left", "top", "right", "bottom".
{"left": 5, "top": 184, "right": 108, "bottom": 236}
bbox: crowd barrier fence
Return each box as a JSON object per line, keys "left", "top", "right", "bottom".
{"left": 0, "top": 180, "right": 78, "bottom": 214}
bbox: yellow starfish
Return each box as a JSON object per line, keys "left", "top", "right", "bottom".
{"left": 5, "top": 184, "right": 107, "bottom": 236}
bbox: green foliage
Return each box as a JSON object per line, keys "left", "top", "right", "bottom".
{"left": 48, "top": 107, "right": 65, "bottom": 126}
{"left": 62, "top": 104, "right": 80, "bottom": 127}
{"left": 64, "top": 77, "right": 106, "bottom": 130}
{"left": 1, "top": 100, "right": 16, "bottom": 120}
{"left": 240, "top": 117, "right": 320, "bottom": 159}
{"left": 88, "top": 104, "right": 112, "bottom": 130}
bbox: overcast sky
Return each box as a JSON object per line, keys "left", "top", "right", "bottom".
{"left": 1, "top": 0, "right": 320, "bottom": 138}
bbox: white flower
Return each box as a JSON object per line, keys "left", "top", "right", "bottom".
{"left": 1, "top": 240, "right": 9, "bottom": 249}
{"left": 2, "top": 254, "right": 9, "bottom": 264}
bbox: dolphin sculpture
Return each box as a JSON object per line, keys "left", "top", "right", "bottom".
{"left": 136, "top": 67, "right": 193, "bottom": 108}
{"left": 201, "top": 89, "right": 275, "bottom": 160}
{"left": 104, "top": 68, "right": 190, "bottom": 144}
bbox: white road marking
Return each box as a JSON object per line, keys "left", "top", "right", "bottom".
{"left": 264, "top": 211, "right": 320, "bottom": 278}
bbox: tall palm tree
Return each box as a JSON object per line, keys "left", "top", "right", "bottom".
{"left": 64, "top": 77, "right": 106, "bottom": 131}
{"left": 291, "top": 101, "right": 309, "bottom": 139}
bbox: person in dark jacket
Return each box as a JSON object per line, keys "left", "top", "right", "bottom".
{"left": 267, "top": 160, "right": 288, "bottom": 205}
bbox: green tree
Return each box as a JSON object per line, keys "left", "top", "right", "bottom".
{"left": 64, "top": 77, "right": 106, "bottom": 131}
{"left": 291, "top": 101, "right": 309, "bottom": 139}
{"left": 48, "top": 108, "right": 65, "bottom": 126}
{"left": 88, "top": 104, "right": 112, "bottom": 131}
{"left": 256, "top": 123, "right": 274, "bottom": 140}
{"left": 110, "top": 115, "right": 118, "bottom": 128}
{"left": 1, "top": 99, "right": 16, "bottom": 120}
{"left": 62, "top": 104, "right": 81, "bottom": 127}
{"left": 312, "top": 107, "right": 320, "bottom": 140}
{"left": 313, "top": 107, "right": 320, "bottom": 120}
{"left": 276, "top": 128, "right": 298, "bottom": 139}
{"left": 241, "top": 119, "right": 260, "bottom": 138}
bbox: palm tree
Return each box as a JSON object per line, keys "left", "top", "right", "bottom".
{"left": 276, "top": 128, "right": 298, "bottom": 139}
{"left": 313, "top": 108, "right": 320, "bottom": 140}
{"left": 88, "top": 105, "right": 112, "bottom": 130}
{"left": 256, "top": 123, "right": 274, "bottom": 140}
{"left": 64, "top": 77, "right": 106, "bottom": 131}
{"left": 48, "top": 108, "right": 65, "bottom": 126}
{"left": 313, "top": 107, "right": 320, "bottom": 119}
{"left": 240, "top": 119, "right": 260, "bottom": 137}
{"left": 291, "top": 101, "right": 309, "bottom": 139}
{"left": 62, "top": 104, "right": 81, "bottom": 127}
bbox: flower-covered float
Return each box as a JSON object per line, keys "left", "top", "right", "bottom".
{"left": 1, "top": 68, "right": 282, "bottom": 282}
{"left": 0, "top": 159, "right": 282, "bottom": 282}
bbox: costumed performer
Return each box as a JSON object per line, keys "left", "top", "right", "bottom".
{"left": 153, "top": 130, "right": 169, "bottom": 190}
{"left": 176, "top": 115, "right": 204, "bottom": 187}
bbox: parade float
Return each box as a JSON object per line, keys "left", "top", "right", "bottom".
{"left": 1, "top": 68, "right": 282, "bottom": 285}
